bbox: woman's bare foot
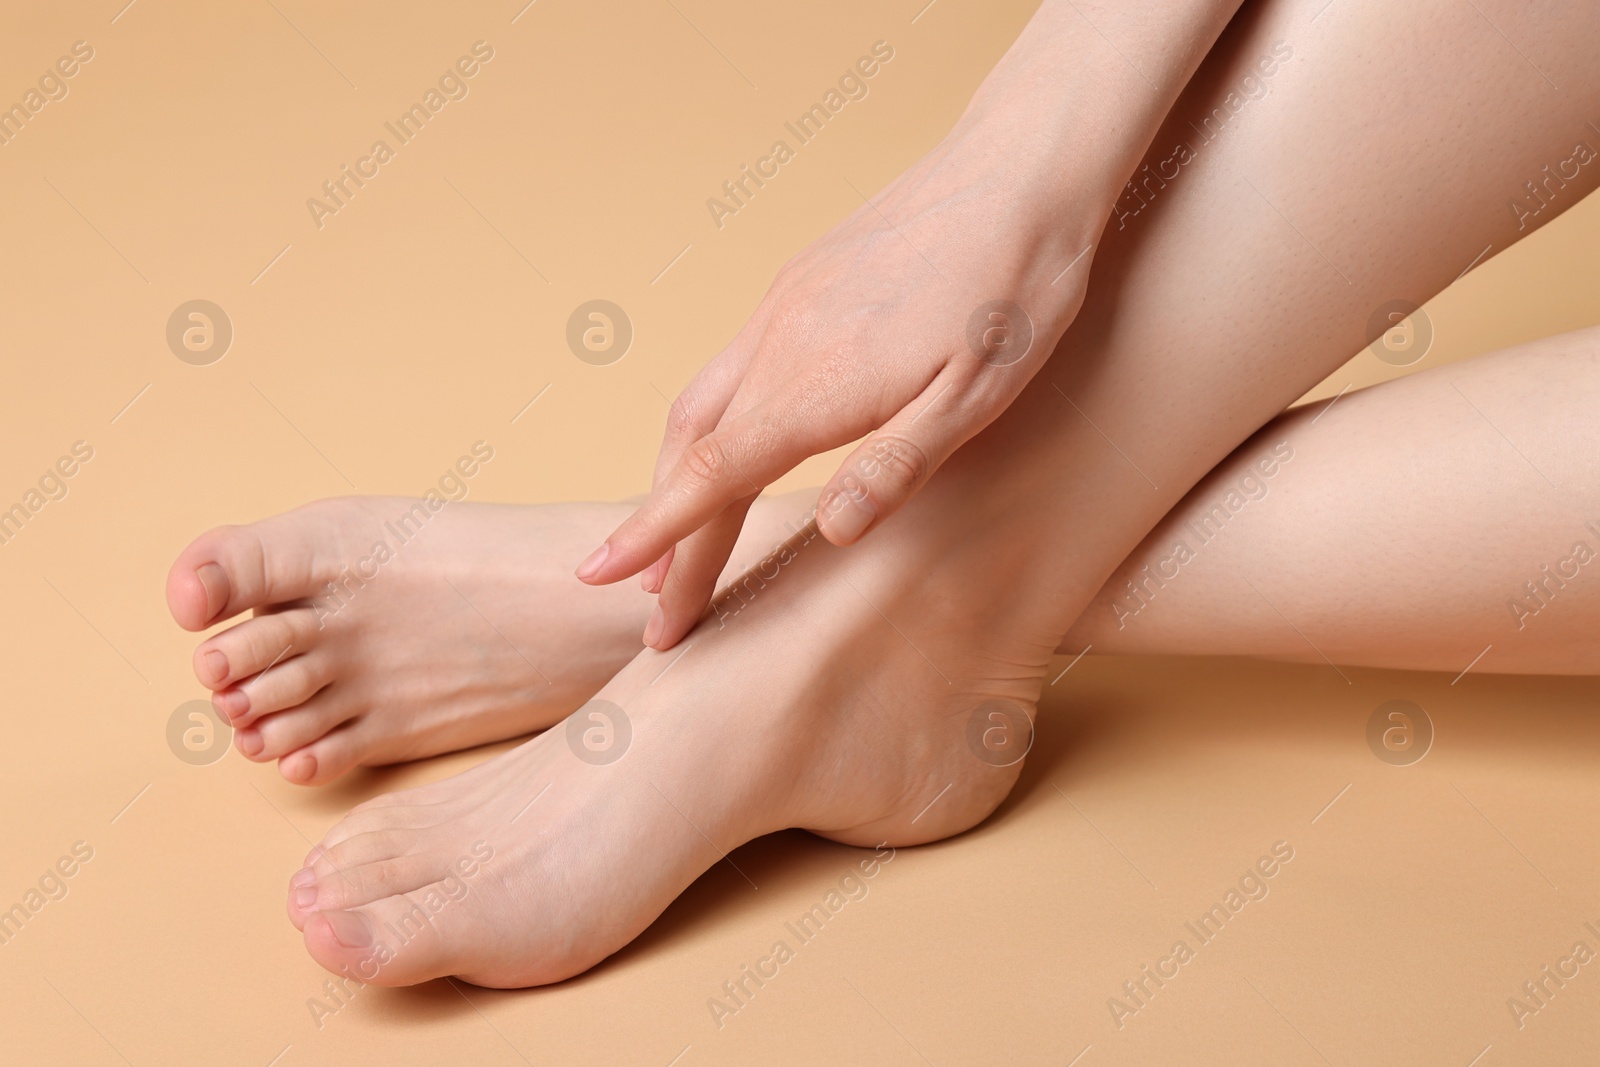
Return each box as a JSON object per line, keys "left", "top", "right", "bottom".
{"left": 285, "top": 507, "right": 1061, "bottom": 987}
{"left": 165, "top": 495, "right": 803, "bottom": 784}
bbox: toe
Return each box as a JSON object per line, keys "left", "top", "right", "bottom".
{"left": 193, "top": 608, "right": 321, "bottom": 690}
{"left": 216, "top": 651, "right": 333, "bottom": 731}
{"left": 289, "top": 850, "right": 446, "bottom": 928}
{"left": 166, "top": 501, "right": 359, "bottom": 630}
{"left": 304, "top": 891, "right": 462, "bottom": 987}
{"left": 245, "top": 693, "right": 354, "bottom": 763}
{"left": 281, "top": 721, "right": 371, "bottom": 785}
{"left": 309, "top": 799, "right": 450, "bottom": 844}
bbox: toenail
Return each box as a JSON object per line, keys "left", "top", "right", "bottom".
{"left": 291, "top": 868, "right": 316, "bottom": 888}
{"left": 292, "top": 886, "right": 318, "bottom": 908}
{"left": 202, "top": 650, "right": 228, "bottom": 685}
{"left": 237, "top": 729, "right": 264, "bottom": 757}
{"left": 214, "top": 688, "right": 248, "bottom": 720}
{"left": 288, "top": 753, "right": 318, "bottom": 782}
{"left": 195, "top": 562, "right": 230, "bottom": 620}
{"left": 575, "top": 541, "right": 610, "bottom": 581}
{"left": 320, "top": 910, "right": 373, "bottom": 948}
{"left": 643, "top": 605, "right": 665, "bottom": 646}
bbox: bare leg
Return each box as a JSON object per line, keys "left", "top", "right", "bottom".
{"left": 172, "top": 2, "right": 1600, "bottom": 784}
{"left": 1061, "top": 325, "right": 1600, "bottom": 674}
{"left": 282, "top": 0, "right": 1600, "bottom": 988}
{"left": 915, "top": 0, "right": 1600, "bottom": 655}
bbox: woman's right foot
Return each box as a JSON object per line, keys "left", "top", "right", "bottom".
{"left": 165, "top": 494, "right": 805, "bottom": 784}
{"left": 286, "top": 497, "right": 1062, "bottom": 988}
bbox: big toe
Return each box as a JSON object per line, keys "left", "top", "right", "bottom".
{"left": 165, "top": 556, "right": 232, "bottom": 631}
{"left": 304, "top": 893, "right": 462, "bottom": 987}
{"left": 166, "top": 502, "right": 353, "bottom": 630}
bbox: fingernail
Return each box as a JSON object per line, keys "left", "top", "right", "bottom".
{"left": 195, "top": 562, "right": 230, "bottom": 620}
{"left": 575, "top": 542, "right": 610, "bottom": 581}
{"left": 291, "top": 868, "right": 316, "bottom": 889}
{"left": 293, "top": 886, "right": 318, "bottom": 908}
{"left": 213, "top": 688, "right": 249, "bottom": 722}
{"left": 640, "top": 559, "right": 663, "bottom": 593}
{"left": 237, "top": 729, "right": 263, "bottom": 757}
{"left": 202, "top": 650, "right": 228, "bottom": 686}
{"left": 303, "top": 845, "right": 325, "bottom": 867}
{"left": 319, "top": 910, "right": 373, "bottom": 949}
{"left": 823, "top": 488, "right": 875, "bottom": 544}
{"left": 643, "top": 605, "right": 665, "bottom": 646}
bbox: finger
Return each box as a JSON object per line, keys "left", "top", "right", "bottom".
{"left": 640, "top": 547, "right": 674, "bottom": 594}
{"left": 652, "top": 344, "right": 750, "bottom": 486}
{"left": 645, "top": 496, "right": 756, "bottom": 650}
{"left": 576, "top": 382, "right": 876, "bottom": 585}
{"left": 814, "top": 367, "right": 971, "bottom": 546}
{"left": 649, "top": 290, "right": 785, "bottom": 488}
{"left": 576, "top": 302, "right": 779, "bottom": 587}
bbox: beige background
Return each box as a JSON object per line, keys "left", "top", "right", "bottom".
{"left": 2, "top": 1, "right": 1598, "bottom": 1063}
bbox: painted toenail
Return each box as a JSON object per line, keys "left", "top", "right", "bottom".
{"left": 195, "top": 562, "right": 230, "bottom": 620}
{"left": 575, "top": 541, "right": 609, "bottom": 581}
{"left": 291, "top": 868, "right": 316, "bottom": 889}
{"left": 202, "top": 650, "right": 228, "bottom": 685}
{"left": 821, "top": 486, "right": 875, "bottom": 543}
{"left": 643, "top": 605, "right": 665, "bottom": 646}
{"left": 237, "top": 729, "right": 263, "bottom": 757}
{"left": 320, "top": 910, "right": 373, "bottom": 949}
{"left": 293, "top": 886, "right": 318, "bottom": 908}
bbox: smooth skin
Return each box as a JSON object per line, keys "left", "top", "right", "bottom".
{"left": 580, "top": 0, "right": 1249, "bottom": 651}
{"left": 245, "top": 0, "right": 1600, "bottom": 987}
{"left": 168, "top": 331, "right": 1600, "bottom": 784}
{"left": 168, "top": 2, "right": 1600, "bottom": 794}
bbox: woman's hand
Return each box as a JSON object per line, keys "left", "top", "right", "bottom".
{"left": 577, "top": 0, "right": 1245, "bottom": 650}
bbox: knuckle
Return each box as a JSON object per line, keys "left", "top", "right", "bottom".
{"left": 861, "top": 435, "right": 930, "bottom": 492}
{"left": 765, "top": 297, "right": 820, "bottom": 352}
{"left": 664, "top": 394, "right": 704, "bottom": 443}
{"left": 363, "top": 857, "right": 409, "bottom": 893}
{"left": 680, "top": 435, "right": 733, "bottom": 490}
{"left": 262, "top": 616, "right": 303, "bottom": 660}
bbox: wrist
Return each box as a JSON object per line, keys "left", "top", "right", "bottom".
{"left": 952, "top": 0, "right": 1242, "bottom": 222}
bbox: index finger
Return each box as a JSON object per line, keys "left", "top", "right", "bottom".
{"left": 575, "top": 395, "right": 853, "bottom": 585}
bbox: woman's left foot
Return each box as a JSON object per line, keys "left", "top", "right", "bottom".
{"left": 287, "top": 509, "right": 1063, "bottom": 987}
